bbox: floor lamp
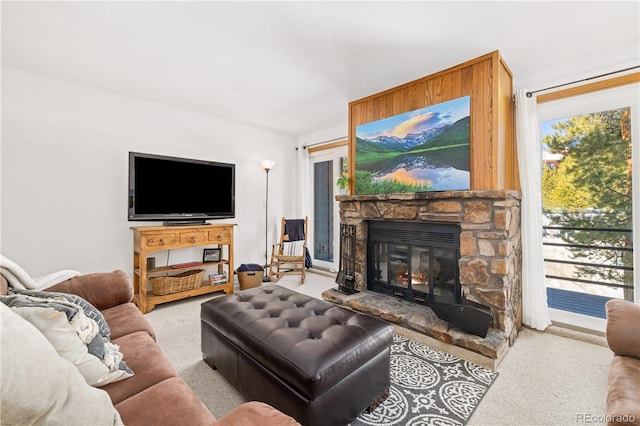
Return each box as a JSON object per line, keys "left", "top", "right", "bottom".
{"left": 260, "top": 160, "right": 276, "bottom": 282}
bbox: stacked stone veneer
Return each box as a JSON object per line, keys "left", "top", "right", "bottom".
{"left": 337, "top": 190, "right": 522, "bottom": 343}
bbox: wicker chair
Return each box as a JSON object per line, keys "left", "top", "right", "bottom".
{"left": 268, "top": 217, "right": 308, "bottom": 283}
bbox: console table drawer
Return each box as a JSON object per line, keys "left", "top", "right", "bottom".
{"left": 209, "top": 229, "right": 231, "bottom": 244}
{"left": 146, "top": 234, "right": 177, "bottom": 247}
{"left": 180, "top": 231, "right": 208, "bottom": 245}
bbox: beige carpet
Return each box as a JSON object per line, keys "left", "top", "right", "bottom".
{"left": 146, "top": 271, "right": 613, "bottom": 425}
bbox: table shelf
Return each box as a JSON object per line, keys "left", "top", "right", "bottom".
{"left": 131, "top": 224, "right": 236, "bottom": 313}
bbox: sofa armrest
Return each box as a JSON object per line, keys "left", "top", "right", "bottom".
{"left": 606, "top": 299, "right": 640, "bottom": 359}
{"left": 46, "top": 270, "right": 133, "bottom": 310}
{"left": 214, "top": 402, "right": 301, "bottom": 426}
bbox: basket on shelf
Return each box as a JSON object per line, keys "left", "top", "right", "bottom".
{"left": 149, "top": 269, "right": 205, "bottom": 296}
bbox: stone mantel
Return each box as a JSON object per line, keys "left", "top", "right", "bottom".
{"left": 336, "top": 189, "right": 521, "bottom": 203}
{"left": 334, "top": 189, "right": 523, "bottom": 350}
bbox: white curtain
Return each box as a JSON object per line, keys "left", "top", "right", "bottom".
{"left": 296, "top": 143, "right": 310, "bottom": 219}
{"left": 515, "top": 89, "right": 552, "bottom": 331}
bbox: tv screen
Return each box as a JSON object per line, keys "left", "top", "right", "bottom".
{"left": 128, "top": 152, "right": 235, "bottom": 223}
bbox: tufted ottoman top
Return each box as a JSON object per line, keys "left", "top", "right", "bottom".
{"left": 201, "top": 285, "right": 393, "bottom": 399}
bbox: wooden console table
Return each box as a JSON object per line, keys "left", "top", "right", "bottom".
{"left": 131, "top": 224, "right": 236, "bottom": 313}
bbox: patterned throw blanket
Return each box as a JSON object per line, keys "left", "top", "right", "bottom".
{"left": 1, "top": 288, "right": 133, "bottom": 380}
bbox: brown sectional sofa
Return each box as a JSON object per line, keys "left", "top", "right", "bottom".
{"left": 605, "top": 299, "right": 640, "bottom": 426}
{"left": 1, "top": 270, "right": 300, "bottom": 425}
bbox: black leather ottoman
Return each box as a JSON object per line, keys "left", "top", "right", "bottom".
{"left": 200, "top": 285, "right": 393, "bottom": 426}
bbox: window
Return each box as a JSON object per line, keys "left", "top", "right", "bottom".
{"left": 313, "top": 160, "right": 334, "bottom": 263}
{"left": 308, "top": 143, "right": 348, "bottom": 271}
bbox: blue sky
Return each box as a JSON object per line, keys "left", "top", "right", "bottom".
{"left": 540, "top": 117, "right": 570, "bottom": 152}
{"left": 356, "top": 96, "right": 470, "bottom": 140}
{"left": 540, "top": 117, "right": 568, "bottom": 138}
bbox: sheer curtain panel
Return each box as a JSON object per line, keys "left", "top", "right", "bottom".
{"left": 296, "top": 144, "right": 310, "bottom": 219}
{"left": 515, "top": 89, "right": 552, "bottom": 331}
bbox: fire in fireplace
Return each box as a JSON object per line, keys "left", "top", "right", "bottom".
{"left": 366, "top": 221, "right": 462, "bottom": 305}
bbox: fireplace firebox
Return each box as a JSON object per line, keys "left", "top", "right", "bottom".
{"left": 365, "top": 220, "right": 493, "bottom": 337}
{"left": 367, "top": 221, "right": 462, "bottom": 306}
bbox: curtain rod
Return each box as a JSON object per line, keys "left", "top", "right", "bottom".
{"left": 300, "top": 136, "right": 348, "bottom": 150}
{"left": 525, "top": 65, "right": 640, "bottom": 97}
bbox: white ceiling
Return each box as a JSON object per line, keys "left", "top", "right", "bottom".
{"left": 2, "top": 1, "right": 639, "bottom": 136}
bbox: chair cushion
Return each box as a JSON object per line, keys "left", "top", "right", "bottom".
{"left": 102, "top": 331, "right": 178, "bottom": 405}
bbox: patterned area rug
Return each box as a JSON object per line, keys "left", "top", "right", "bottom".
{"left": 353, "top": 335, "right": 498, "bottom": 426}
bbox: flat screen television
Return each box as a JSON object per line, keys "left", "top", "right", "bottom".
{"left": 128, "top": 152, "right": 235, "bottom": 224}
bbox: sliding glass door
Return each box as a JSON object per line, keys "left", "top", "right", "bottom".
{"left": 538, "top": 84, "right": 639, "bottom": 330}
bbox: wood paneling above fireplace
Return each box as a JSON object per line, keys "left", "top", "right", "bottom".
{"left": 348, "top": 50, "right": 517, "bottom": 192}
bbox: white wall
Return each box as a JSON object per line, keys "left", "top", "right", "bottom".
{"left": 1, "top": 66, "right": 297, "bottom": 277}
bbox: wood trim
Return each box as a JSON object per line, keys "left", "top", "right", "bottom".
{"left": 537, "top": 72, "right": 640, "bottom": 104}
{"left": 307, "top": 139, "right": 348, "bottom": 153}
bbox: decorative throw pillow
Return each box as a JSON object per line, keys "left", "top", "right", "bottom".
{"left": 10, "top": 287, "right": 111, "bottom": 339}
{"left": 1, "top": 294, "right": 133, "bottom": 387}
{"left": 0, "top": 303, "right": 124, "bottom": 425}
{"left": 282, "top": 240, "right": 305, "bottom": 256}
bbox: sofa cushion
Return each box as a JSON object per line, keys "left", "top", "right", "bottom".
{"left": 606, "top": 355, "right": 640, "bottom": 425}
{"left": 1, "top": 293, "right": 134, "bottom": 386}
{"left": 102, "top": 302, "right": 156, "bottom": 341}
{"left": 47, "top": 270, "right": 133, "bottom": 310}
{"left": 102, "top": 331, "right": 178, "bottom": 405}
{"left": 115, "top": 377, "right": 216, "bottom": 425}
{"left": 0, "top": 303, "right": 123, "bottom": 425}
{"left": 215, "top": 401, "right": 301, "bottom": 426}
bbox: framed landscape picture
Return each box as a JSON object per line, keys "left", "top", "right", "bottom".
{"left": 355, "top": 96, "right": 471, "bottom": 194}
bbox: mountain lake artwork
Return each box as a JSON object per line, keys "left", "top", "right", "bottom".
{"left": 355, "top": 96, "right": 470, "bottom": 194}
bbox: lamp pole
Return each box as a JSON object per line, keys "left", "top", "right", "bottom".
{"left": 260, "top": 160, "right": 275, "bottom": 282}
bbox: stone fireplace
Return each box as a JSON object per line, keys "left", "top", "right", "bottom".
{"left": 323, "top": 190, "right": 522, "bottom": 368}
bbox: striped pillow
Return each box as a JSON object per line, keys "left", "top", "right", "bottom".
{"left": 282, "top": 241, "right": 305, "bottom": 256}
